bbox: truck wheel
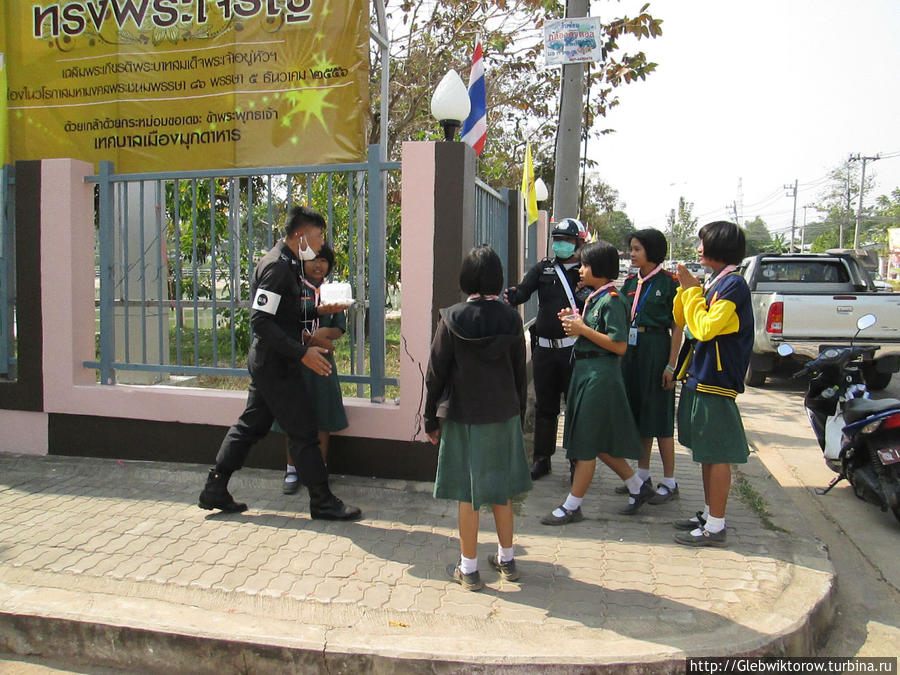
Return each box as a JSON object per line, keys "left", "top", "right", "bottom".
{"left": 745, "top": 366, "right": 767, "bottom": 387}
{"left": 863, "top": 366, "right": 892, "bottom": 391}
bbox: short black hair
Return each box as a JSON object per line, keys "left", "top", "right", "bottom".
{"left": 698, "top": 221, "right": 745, "bottom": 265}
{"left": 459, "top": 245, "right": 504, "bottom": 296}
{"left": 285, "top": 205, "right": 326, "bottom": 237}
{"left": 626, "top": 228, "right": 668, "bottom": 265}
{"left": 580, "top": 240, "right": 620, "bottom": 280}
{"left": 315, "top": 242, "right": 335, "bottom": 276}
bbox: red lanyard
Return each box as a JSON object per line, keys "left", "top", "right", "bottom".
{"left": 630, "top": 264, "right": 662, "bottom": 321}
{"left": 584, "top": 281, "right": 617, "bottom": 310}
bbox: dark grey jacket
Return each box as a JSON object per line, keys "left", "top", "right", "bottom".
{"left": 424, "top": 299, "right": 526, "bottom": 434}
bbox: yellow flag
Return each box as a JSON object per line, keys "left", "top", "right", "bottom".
{"left": 521, "top": 142, "right": 539, "bottom": 226}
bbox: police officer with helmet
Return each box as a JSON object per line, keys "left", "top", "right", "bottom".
{"left": 504, "top": 218, "right": 589, "bottom": 480}
{"left": 198, "top": 205, "right": 361, "bottom": 521}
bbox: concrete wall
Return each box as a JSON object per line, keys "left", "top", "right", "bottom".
{"left": 1, "top": 145, "right": 485, "bottom": 479}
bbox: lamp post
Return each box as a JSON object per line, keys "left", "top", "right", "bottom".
{"left": 430, "top": 69, "right": 470, "bottom": 142}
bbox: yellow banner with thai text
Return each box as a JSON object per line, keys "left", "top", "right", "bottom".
{"left": 4, "top": 0, "right": 369, "bottom": 172}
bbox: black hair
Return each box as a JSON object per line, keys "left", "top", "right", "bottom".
{"left": 459, "top": 245, "right": 504, "bottom": 296}
{"left": 580, "top": 240, "right": 620, "bottom": 280}
{"left": 626, "top": 228, "right": 668, "bottom": 265}
{"left": 314, "top": 242, "right": 335, "bottom": 276}
{"left": 698, "top": 220, "right": 746, "bottom": 265}
{"left": 284, "top": 205, "right": 326, "bottom": 237}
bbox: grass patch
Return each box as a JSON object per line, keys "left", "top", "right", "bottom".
{"left": 166, "top": 317, "right": 401, "bottom": 399}
{"left": 731, "top": 474, "right": 789, "bottom": 533}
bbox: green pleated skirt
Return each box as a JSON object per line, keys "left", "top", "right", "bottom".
{"left": 273, "top": 354, "right": 348, "bottom": 434}
{"left": 677, "top": 385, "right": 749, "bottom": 464}
{"left": 622, "top": 332, "right": 676, "bottom": 438}
{"left": 564, "top": 355, "right": 642, "bottom": 461}
{"left": 433, "top": 415, "right": 532, "bottom": 509}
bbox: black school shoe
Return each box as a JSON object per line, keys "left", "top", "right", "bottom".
{"left": 674, "top": 511, "right": 708, "bottom": 531}
{"left": 615, "top": 477, "right": 651, "bottom": 495}
{"left": 447, "top": 563, "right": 484, "bottom": 591}
{"left": 540, "top": 505, "right": 584, "bottom": 525}
{"left": 648, "top": 483, "right": 679, "bottom": 505}
{"left": 674, "top": 527, "right": 727, "bottom": 547}
{"left": 617, "top": 479, "right": 656, "bottom": 515}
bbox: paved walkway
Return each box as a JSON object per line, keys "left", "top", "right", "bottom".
{"left": 0, "top": 440, "right": 833, "bottom": 673}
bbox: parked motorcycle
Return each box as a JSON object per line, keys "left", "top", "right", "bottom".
{"left": 778, "top": 314, "right": 900, "bottom": 524}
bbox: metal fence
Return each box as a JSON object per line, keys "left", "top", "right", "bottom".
{"left": 84, "top": 145, "right": 400, "bottom": 402}
{"left": 474, "top": 178, "right": 509, "bottom": 273}
{"left": 0, "top": 165, "right": 14, "bottom": 380}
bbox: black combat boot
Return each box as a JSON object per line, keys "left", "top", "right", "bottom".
{"left": 530, "top": 415, "right": 558, "bottom": 480}
{"left": 308, "top": 482, "right": 362, "bottom": 521}
{"left": 198, "top": 469, "right": 248, "bottom": 513}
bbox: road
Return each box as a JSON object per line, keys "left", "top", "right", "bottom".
{"left": 740, "top": 372, "right": 900, "bottom": 657}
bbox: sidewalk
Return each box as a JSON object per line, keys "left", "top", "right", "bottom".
{"left": 0, "top": 443, "right": 833, "bottom": 673}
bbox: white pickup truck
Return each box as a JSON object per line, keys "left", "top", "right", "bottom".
{"left": 739, "top": 252, "right": 900, "bottom": 389}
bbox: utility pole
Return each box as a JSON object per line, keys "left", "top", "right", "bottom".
{"left": 801, "top": 204, "right": 813, "bottom": 251}
{"left": 841, "top": 164, "right": 851, "bottom": 248}
{"left": 552, "top": 0, "right": 588, "bottom": 221}
{"left": 849, "top": 153, "right": 881, "bottom": 249}
{"left": 785, "top": 180, "right": 798, "bottom": 252}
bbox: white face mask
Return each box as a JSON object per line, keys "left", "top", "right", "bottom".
{"left": 297, "top": 235, "right": 317, "bottom": 261}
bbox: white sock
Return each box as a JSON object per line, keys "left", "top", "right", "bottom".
{"left": 702, "top": 504, "right": 711, "bottom": 520}
{"left": 624, "top": 474, "right": 644, "bottom": 503}
{"left": 637, "top": 468, "right": 651, "bottom": 482}
{"left": 661, "top": 476, "right": 677, "bottom": 491}
{"left": 704, "top": 515, "right": 726, "bottom": 534}
{"left": 459, "top": 555, "right": 478, "bottom": 574}
{"left": 553, "top": 493, "right": 583, "bottom": 517}
{"left": 498, "top": 544, "right": 515, "bottom": 563}
{"left": 284, "top": 464, "right": 298, "bottom": 482}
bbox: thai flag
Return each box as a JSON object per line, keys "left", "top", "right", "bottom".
{"left": 461, "top": 41, "right": 486, "bottom": 155}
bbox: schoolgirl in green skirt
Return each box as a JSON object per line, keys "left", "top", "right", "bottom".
{"left": 619, "top": 229, "right": 683, "bottom": 510}
{"left": 424, "top": 246, "right": 531, "bottom": 591}
{"left": 277, "top": 244, "right": 350, "bottom": 495}
{"left": 541, "top": 241, "right": 652, "bottom": 526}
{"left": 672, "top": 221, "right": 753, "bottom": 547}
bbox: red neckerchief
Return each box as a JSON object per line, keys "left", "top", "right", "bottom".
{"left": 630, "top": 264, "right": 662, "bottom": 321}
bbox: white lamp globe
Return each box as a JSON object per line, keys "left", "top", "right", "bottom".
{"left": 430, "top": 69, "right": 471, "bottom": 122}
{"left": 534, "top": 178, "right": 549, "bottom": 202}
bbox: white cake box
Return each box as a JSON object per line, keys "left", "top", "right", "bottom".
{"left": 319, "top": 282, "right": 354, "bottom": 306}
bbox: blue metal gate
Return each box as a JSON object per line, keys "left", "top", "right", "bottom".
{"left": 85, "top": 146, "right": 399, "bottom": 402}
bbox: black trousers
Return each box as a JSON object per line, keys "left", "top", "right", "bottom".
{"left": 532, "top": 345, "right": 574, "bottom": 420}
{"left": 216, "top": 347, "right": 327, "bottom": 488}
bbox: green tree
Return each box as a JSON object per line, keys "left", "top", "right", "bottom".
{"left": 666, "top": 197, "right": 697, "bottom": 260}
{"left": 743, "top": 216, "right": 772, "bottom": 256}
{"left": 372, "top": 1, "right": 662, "bottom": 189}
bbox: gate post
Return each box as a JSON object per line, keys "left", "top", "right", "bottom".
{"left": 97, "top": 161, "right": 116, "bottom": 385}
{"left": 367, "top": 144, "right": 386, "bottom": 402}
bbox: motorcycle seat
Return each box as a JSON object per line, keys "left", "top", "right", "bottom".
{"left": 843, "top": 397, "right": 900, "bottom": 424}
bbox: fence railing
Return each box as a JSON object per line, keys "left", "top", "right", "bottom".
{"left": 474, "top": 178, "right": 509, "bottom": 273}
{"left": 0, "top": 165, "right": 15, "bottom": 380}
{"left": 84, "top": 145, "right": 400, "bottom": 402}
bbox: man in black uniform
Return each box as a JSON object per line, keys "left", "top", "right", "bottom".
{"left": 504, "top": 218, "right": 588, "bottom": 480}
{"left": 198, "top": 206, "right": 361, "bottom": 520}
